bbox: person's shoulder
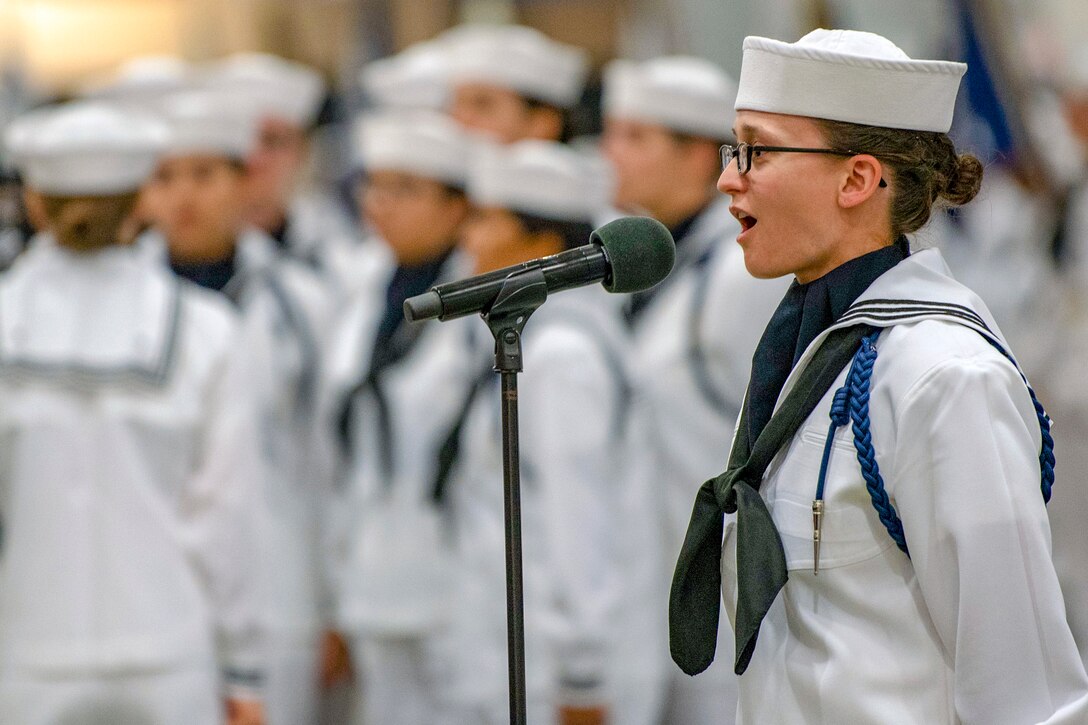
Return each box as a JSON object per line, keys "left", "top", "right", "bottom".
{"left": 877, "top": 319, "right": 1023, "bottom": 402}
{"left": 240, "top": 229, "right": 337, "bottom": 324}
{"left": 525, "top": 290, "right": 629, "bottom": 372}
{"left": 175, "top": 278, "right": 243, "bottom": 344}
{"left": 273, "top": 254, "right": 334, "bottom": 310}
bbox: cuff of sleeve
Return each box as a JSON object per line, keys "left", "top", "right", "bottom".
{"left": 557, "top": 672, "right": 608, "bottom": 709}
{"left": 223, "top": 666, "right": 265, "bottom": 702}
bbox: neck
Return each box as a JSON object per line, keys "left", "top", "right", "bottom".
{"left": 796, "top": 226, "right": 894, "bottom": 285}
{"left": 168, "top": 232, "right": 238, "bottom": 265}
{"left": 396, "top": 246, "right": 453, "bottom": 271}
{"left": 248, "top": 204, "right": 289, "bottom": 236}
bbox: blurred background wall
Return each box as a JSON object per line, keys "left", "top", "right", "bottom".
{"left": 1, "top": 0, "right": 1079, "bottom": 94}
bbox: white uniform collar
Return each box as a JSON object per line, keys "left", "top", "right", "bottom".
{"left": 0, "top": 234, "right": 181, "bottom": 386}
{"left": 775, "top": 247, "right": 1012, "bottom": 411}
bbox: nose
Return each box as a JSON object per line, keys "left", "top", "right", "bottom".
{"left": 717, "top": 160, "right": 744, "bottom": 196}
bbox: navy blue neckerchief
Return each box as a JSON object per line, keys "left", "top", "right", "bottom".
{"left": 337, "top": 250, "right": 454, "bottom": 470}
{"left": 670, "top": 237, "right": 908, "bottom": 678}
{"left": 746, "top": 237, "right": 908, "bottom": 445}
{"left": 170, "top": 250, "right": 237, "bottom": 293}
{"left": 269, "top": 216, "right": 290, "bottom": 253}
{"left": 370, "top": 251, "right": 452, "bottom": 369}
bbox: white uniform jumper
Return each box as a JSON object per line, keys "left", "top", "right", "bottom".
{"left": 227, "top": 229, "right": 336, "bottom": 725}
{"left": 1042, "top": 173, "right": 1088, "bottom": 674}
{"left": 323, "top": 249, "right": 479, "bottom": 725}
{"left": 438, "top": 286, "right": 665, "bottom": 725}
{"left": 719, "top": 249, "right": 1088, "bottom": 724}
{"left": 162, "top": 227, "right": 335, "bottom": 725}
{"left": 0, "top": 237, "right": 265, "bottom": 725}
{"left": 628, "top": 198, "right": 788, "bottom": 723}
{"left": 273, "top": 193, "right": 371, "bottom": 302}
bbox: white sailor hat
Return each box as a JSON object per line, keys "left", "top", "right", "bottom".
{"left": 204, "top": 52, "right": 326, "bottom": 128}
{"left": 468, "top": 140, "right": 608, "bottom": 222}
{"left": 447, "top": 24, "right": 588, "bottom": 108}
{"left": 82, "top": 55, "right": 194, "bottom": 106}
{"left": 4, "top": 102, "right": 168, "bottom": 196}
{"left": 736, "top": 29, "right": 967, "bottom": 133}
{"left": 603, "top": 56, "right": 736, "bottom": 139}
{"left": 354, "top": 111, "right": 473, "bottom": 187}
{"left": 158, "top": 90, "right": 258, "bottom": 160}
{"left": 361, "top": 40, "right": 453, "bottom": 111}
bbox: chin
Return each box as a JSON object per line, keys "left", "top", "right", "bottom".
{"left": 739, "top": 248, "right": 789, "bottom": 280}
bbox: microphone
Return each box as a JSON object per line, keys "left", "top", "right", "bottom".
{"left": 404, "top": 216, "right": 675, "bottom": 323}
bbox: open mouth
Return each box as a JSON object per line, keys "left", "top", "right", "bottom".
{"left": 734, "top": 209, "right": 758, "bottom": 233}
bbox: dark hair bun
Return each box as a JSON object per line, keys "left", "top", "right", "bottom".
{"left": 938, "top": 153, "right": 983, "bottom": 207}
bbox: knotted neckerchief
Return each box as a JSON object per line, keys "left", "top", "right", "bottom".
{"left": 670, "top": 239, "right": 908, "bottom": 677}
{"left": 336, "top": 252, "right": 453, "bottom": 469}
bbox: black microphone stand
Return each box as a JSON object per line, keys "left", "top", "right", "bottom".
{"left": 479, "top": 267, "right": 549, "bottom": 725}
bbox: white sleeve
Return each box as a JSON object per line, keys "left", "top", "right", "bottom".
{"left": 288, "top": 273, "right": 341, "bottom": 630}
{"left": 891, "top": 354, "right": 1088, "bottom": 724}
{"left": 521, "top": 327, "right": 621, "bottom": 706}
{"left": 310, "top": 360, "right": 351, "bottom": 629}
{"left": 184, "top": 337, "right": 268, "bottom": 700}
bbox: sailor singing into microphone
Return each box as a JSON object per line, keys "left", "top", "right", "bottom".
{"left": 670, "top": 29, "right": 1088, "bottom": 724}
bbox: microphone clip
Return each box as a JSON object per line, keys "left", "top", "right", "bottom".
{"left": 483, "top": 266, "right": 548, "bottom": 375}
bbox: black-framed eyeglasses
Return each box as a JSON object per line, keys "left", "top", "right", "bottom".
{"left": 720, "top": 142, "right": 887, "bottom": 187}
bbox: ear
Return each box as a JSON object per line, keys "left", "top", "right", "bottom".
{"left": 838, "top": 154, "right": 885, "bottom": 209}
{"left": 21, "top": 189, "right": 49, "bottom": 232}
{"left": 526, "top": 107, "right": 564, "bottom": 141}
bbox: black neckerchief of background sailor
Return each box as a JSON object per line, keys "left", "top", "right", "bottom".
{"left": 269, "top": 216, "right": 291, "bottom": 252}
{"left": 370, "top": 249, "right": 453, "bottom": 371}
{"left": 337, "top": 250, "right": 454, "bottom": 467}
{"left": 746, "top": 235, "right": 909, "bottom": 445}
{"left": 170, "top": 250, "right": 237, "bottom": 293}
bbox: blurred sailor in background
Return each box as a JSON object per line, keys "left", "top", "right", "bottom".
{"left": 600, "top": 55, "right": 788, "bottom": 725}
{"left": 360, "top": 38, "right": 455, "bottom": 115}
{"left": 432, "top": 140, "right": 664, "bottom": 725}
{"left": 328, "top": 38, "right": 463, "bottom": 303}
{"left": 206, "top": 53, "right": 361, "bottom": 281}
{"left": 0, "top": 102, "right": 265, "bottom": 725}
{"left": 446, "top": 24, "right": 588, "bottom": 144}
{"left": 321, "top": 110, "right": 475, "bottom": 725}
{"left": 140, "top": 89, "right": 335, "bottom": 725}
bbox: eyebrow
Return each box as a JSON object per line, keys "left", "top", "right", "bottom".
{"left": 734, "top": 121, "right": 779, "bottom": 143}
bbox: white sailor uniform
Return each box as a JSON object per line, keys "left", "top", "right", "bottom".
{"left": 0, "top": 236, "right": 266, "bottom": 725}
{"left": 321, "top": 248, "right": 477, "bottom": 725}
{"left": 435, "top": 287, "right": 666, "bottom": 725}
{"left": 721, "top": 249, "right": 1088, "bottom": 723}
{"left": 221, "top": 229, "right": 336, "bottom": 725}
{"left": 159, "top": 225, "right": 336, "bottom": 725}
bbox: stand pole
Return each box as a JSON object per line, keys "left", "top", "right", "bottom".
{"left": 481, "top": 268, "right": 548, "bottom": 725}
{"left": 500, "top": 369, "right": 527, "bottom": 725}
